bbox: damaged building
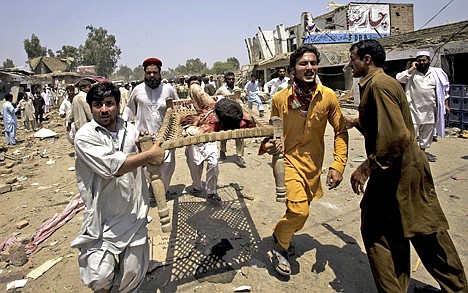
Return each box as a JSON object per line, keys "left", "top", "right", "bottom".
{"left": 245, "top": 2, "right": 468, "bottom": 92}
{"left": 29, "top": 56, "right": 82, "bottom": 87}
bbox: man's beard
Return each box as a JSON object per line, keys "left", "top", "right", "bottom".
{"left": 145, "top": 76, "right": 161, "bottom": 89}
{"left": 416, "top": 63, "right": 429, "bottom": 72}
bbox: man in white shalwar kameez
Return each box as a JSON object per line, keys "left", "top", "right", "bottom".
{"left": 263, "top": 67, "right": 290, "bottom": 97}
{"left": 122, "top": 57, "right": 179, "bottom": 192}
{"left": 71, "top": 82, "right": 164, "bottom": 293}
{"left": 2, "top": 94, "right": 18, "bottom": 145}
{"left": 184, "top": 76, "right": 220, "bottom": 201}
{"left": 185, "top": 142, "right": 219, "bottom": 198}
{"left": 244, "top": 74, "right": 265, "bottom": 117}
{"left": 396, "top": 50, "right": 450, "bottom": 161}
{"left": 41, "top": 87, "right": 52, "bottom": 113}
{"left": 18, "top": 92, "right": 35, "bottom": 131}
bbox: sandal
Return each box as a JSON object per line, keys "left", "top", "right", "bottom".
{"left": 207, "top": 193, "right": 221, "bottom": 202}
{"left": 272, "top": 233, "right": 295, "bottom": 257}
{"left": 272, "top": 248, "right": 291, "bottom": 276}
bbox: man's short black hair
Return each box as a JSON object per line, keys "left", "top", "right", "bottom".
{"left": 224, "top": 71, "right": 235, "bottom": 79}
{"left": 188, "top": 75, "right": 201, "bottom": 85}
{"left": 66, "top": 85, "right": 75, "bottom": 92}
{"left": 214, "top": 98, "right": 243, "bottom": 130}
{"left": 86, "top": 82, "right": 121, "bottom": 107}
{"left": 4, "top": 93, "right": 13, "bottom": 101}
{"left": 289, "top": 44, "right": 321, "bottom": 69}
{"left": 78, "top": 79, "right": 92, "bottom": 90}
{"left": 349, "top": 39, "right": 386, "bottom": 68}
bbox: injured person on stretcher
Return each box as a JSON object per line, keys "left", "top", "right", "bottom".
{"left": 180, "top": 81, "right": 256, "bottom": 136}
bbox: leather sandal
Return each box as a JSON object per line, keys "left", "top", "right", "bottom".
{"left": 272, "top": 233, "right": 295, "bottom": 256}
{"left": 272, "top": 248, "right": 291, "bottom": 277}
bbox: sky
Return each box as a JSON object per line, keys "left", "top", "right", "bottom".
{"left": 1, "top": 0, "right": 466, "bottom": 72}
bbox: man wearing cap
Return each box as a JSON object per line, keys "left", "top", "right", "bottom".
{"left": 122, "top": 57, "right": 179, "bottom": 192}
{"left": 208, "top": 75, "right": 217, "bottom": 89}
{"left": 396, "top": 50, "right": 450, "bottom": 162}
{"left": 41, "top": 87, "right": 52, "bottom": 114}
{"left": 176, "top": 76, "right": 189, "bottom": 99}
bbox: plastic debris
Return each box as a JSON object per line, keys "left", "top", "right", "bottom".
{"left": 33, "top": 128, "right": 59, "bottom": 139}
{"left": 6, "top": 279, "right": 28, "bottom": 290}
{"left": 234, "top": 285, "right": 252, "bottom": 292}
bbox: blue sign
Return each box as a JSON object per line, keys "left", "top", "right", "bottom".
{"left": 304, "top": 33, "right": 389, "bottom": 44}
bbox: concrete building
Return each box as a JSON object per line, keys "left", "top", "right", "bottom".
{"left": 245, "top": 2, "right": 414, "bottom": 86}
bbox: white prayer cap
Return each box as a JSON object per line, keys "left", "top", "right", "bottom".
{"left": 416, "top": 50, "right": 431, "bottom": 58}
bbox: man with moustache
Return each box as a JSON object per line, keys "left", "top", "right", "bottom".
{"left": 346, "top": 39, "right": 466, "bottom": 293}
{"left": 260, "top": 44, "right": 348, "bottom": 277}
{"left": 396, "top": 51, "right": 450, "bottom": 162}
{"left": 72, "top": 82, "right": 165, "bottom": 293}
{"left": 59, "top": 85, "right": 76, "bottom": 143}
{"left": 67, "top": 79, "right": 93, "bottom": 142}
{"left": 263, "top": 66, "right": 290, "bottom": 97}
{"left": 215, "top": 71, "right": 246, "bottom": 167}
{"left": 122, "top": 57, "right": 179, "bottom": 192}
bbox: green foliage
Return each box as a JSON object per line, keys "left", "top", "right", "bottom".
{"left": 174, "top": 65, "right": 189, "bottom": 76}
{"left": 161, "top": 57, "right": 241, "bottom": 78}
{"left": 115, "top": 65, "right": 132, "bottom": 81}
{"left": 161, "top": 67, "right": 177, "bottom": 79}
{"left": 2, "top": 59, "right": 15, "bottom": 69}
{"left": 211, "top": 57, "right": 240, "bottom": 75}
{"left": 226, "top": 57, "right": 240, "bottom": 70}
{"left": 80, "top": 25, "right": 121, "bottom": 78}
{"left": 56, "top": 45, "right": 82, "bottom": 71}
{"left": 23, "top": 34, "right": 47, "bottom": 59}
{"left": 131, "top": 65, "right": 144, "bottom": 82}
{"left": 185, "top": 58, "right": 207, "bottom": 74}
{"left": 22, "top": 29, "right": 242, "bottom": 82}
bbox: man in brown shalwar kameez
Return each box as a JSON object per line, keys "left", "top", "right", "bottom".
{"left": 345, "top": 39, "right": 467, "bottom": 293}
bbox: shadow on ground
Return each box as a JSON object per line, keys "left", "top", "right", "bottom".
{"left": 141, "top": 183, "right": 262, "bottom": 292}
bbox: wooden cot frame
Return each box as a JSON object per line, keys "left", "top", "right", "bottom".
{"left": 140, "top": 91, "right": 285, "bottom": 232}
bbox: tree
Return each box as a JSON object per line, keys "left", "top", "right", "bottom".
{"left": 131, "top": 65, "right": 144, "bottom": 81}
{"left": 80, "top": 25, "right": 121, "bottom": 78}
{"left": 211, "top": 57, "right": 241, "bottom": 75}
{"left": 2, "top": 59, "right": 15, "bottom": 69}
{"left": 226, "top": 57, "right": 240, "bottom": 70}
{"left": 56, "top": 45, "right": 82, "bottom": 71}
{"left": 23, "top": 33, "right": 47, "bottom": 59}
{"left": 174, "top": 64, "right": 189, "bottom": 76}
{"left": 161, "top": 68, "right": 177, "bottom": 79}
{"left": 116, "top": 65, "right": 132, "bottom": 81}
{"left": 47, "top": 49, "right": 55, "bottom": 58}
{"left": 185, "top": 58, "right": 207, "bottom": 75}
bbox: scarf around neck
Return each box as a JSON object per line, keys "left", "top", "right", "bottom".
{"left": 290, "top": 80, "right": 317, "bottom": 109}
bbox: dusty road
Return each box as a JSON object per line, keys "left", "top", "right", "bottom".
{"left": 0, "top": 105, "right": 466, "bottom": 292}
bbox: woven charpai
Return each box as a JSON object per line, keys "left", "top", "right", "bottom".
{"left": 156, "top": 99, "right": 274, "bottom": 150}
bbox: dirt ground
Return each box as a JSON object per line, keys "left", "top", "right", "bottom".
{"left": 0, "top": 103, "right": 466, "bottom": 293}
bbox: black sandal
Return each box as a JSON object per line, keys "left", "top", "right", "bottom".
{"left": 272, "top": 233, "right": 296, "bottom": 256}
{"left": 272, "top": 248, "right": 291, "bottom": 276}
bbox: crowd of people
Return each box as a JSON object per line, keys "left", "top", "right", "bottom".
{"left": 1, "top": 39, "right": 466, "bottom": 293}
